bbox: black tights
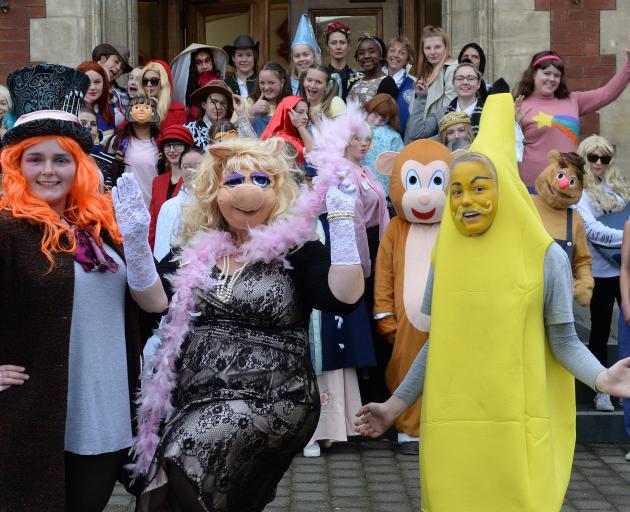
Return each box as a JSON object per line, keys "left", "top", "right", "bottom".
{"left": 65, "top": 449, "right": 126, "bottom": 512}
{"left": 589, "top": 276, "right": 621, "bottom": 366}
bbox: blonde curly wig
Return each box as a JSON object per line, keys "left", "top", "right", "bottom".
{"left": 178, "top": 137, "right": 300, "bottom": 246}
{"left": 577, "top": 135, "right": 630, "bottom": 214}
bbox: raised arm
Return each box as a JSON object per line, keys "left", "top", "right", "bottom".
{"left": 112, "top": 173, "right": 168, "bottom": 313}
{"left": 575, "top": 36, "right": 630, "bottom": 115}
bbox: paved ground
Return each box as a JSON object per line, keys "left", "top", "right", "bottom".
{"left": 106, "top": 438, "right": 630, "bottom": 512}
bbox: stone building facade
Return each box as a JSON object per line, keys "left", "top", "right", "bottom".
{"left": 0, "top": 0, "right": 628, "bottom": 162}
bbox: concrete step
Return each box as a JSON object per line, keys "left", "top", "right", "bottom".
{"left": 576, "top": 403, "right": 627, "bottom": 443}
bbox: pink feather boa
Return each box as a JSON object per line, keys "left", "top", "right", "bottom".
{"left": 129, "top": 108, "right": 366, "bottom": 479}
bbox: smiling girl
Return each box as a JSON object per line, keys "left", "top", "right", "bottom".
{"left": 248, "top": 62, "right": 292, "bottom": 136}
{"left": 77, "top": 61, "right": 122, "bottom": 150}
{"left": 347, "top": 35, "right": 398, "bottom": 106}
{"left": 515, "top": 38, "right": 630, "bottom": 187}
{"left": 299, "top": 65, "right": 346, "bottom": 126}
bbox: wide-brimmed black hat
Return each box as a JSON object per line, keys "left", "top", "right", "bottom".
{"left": 223, "top": 35, "right": 260, "bottom": 68}
{"left": 91, "top": 43, "right": 133, "bottom": 74}
{"left": 1, "top": 64, "right": 93, "bottom": 152}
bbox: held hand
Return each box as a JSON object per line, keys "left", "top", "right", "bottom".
{"left": 112, "top": 173, "right": 150, "bottom": 245}
{"left": 623, "top": 302, "right": 630, "bottom": 325}
{"left": 326, "top": 177, "right": 357, "bottom": 214}
{"left": 354, "top": 395, "right": 408, "bottom": 438}
{"left": 514, "top": 94, "right": 529, "bottom": 123}
{"left": 414, "top": 79, "right": 427, "bottom": 94}
{"left": 249, "top": 99, "right": 269, "bottom": 116}
{"left": 0, "top": 365, "right": 29, "bottom": 392}
{"left": 288, "top": 108, "right": 306, "bottom": 129}
{"left": 232, "top": 94, "right": 246, "bottom": 117}
{"left": 595, "top": 356, "right": 630, "bottom": 397}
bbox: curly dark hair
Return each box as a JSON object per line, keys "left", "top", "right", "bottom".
{"left": 354, "top": 35, "right": 387, "bottom": 67}
{"left": 514, "top": 51, "right": 570, "bottom": 99}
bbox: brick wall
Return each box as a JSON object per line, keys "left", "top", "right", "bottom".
{"left": 535, "top": 0, "right": 617, "bottom": 138}
{"left": 0, "top": 0, "right": 46, "bottom": 83}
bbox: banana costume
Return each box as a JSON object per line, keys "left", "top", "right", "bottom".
{"left": 420, "top": 94, "right": 575, "bottom": 511}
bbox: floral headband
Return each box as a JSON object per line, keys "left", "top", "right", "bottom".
{"left": 327, "top": 21, "right": 351, "bottom": 36}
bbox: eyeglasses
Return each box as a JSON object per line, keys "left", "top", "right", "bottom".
{"left": 454, "top": 75, "right": 479, "bottom": 83}
{"left": 142, "top": 77, "right": 160, "bottom": 87}
{"left": 164, "top": 143, "right": 185, "bottom": 151}
{"left": 587, "top": 153, "right": 612, "bottom": 165}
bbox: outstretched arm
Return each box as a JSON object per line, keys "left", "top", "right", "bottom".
{"left": 355, "top": 342, "right": 428, "bottom": 438}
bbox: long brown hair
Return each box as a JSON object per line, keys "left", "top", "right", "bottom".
{"left": 77, "top": 61, "right": 114, "bottom": 125}
{"left": 416, "top": 26, "right": 452, "bottom": 86}
{"left": 514, "top": 51, "right": 569, "bottom": 99}
{"left": 250, "top": 62, "right": 292, "bottom": 105}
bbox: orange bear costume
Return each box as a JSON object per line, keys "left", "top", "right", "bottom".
{"left": 373, "top": 140, "right": 452, "bottom": 439}
{"left": 531, "top": 150, "right": 594, "bottom": 306}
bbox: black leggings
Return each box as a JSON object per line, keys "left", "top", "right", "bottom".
{"left": 588, "top": 276, "right": 621, "bottom": 367}
{"left": 65, "top": 449, "right": 127, "bottom": 512}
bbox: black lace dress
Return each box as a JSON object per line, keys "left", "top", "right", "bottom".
{"left": 139, "top": 241, "right": 357, "bottom": 511}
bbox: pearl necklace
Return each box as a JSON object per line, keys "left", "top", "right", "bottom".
{"left": 215, "top": 255, "right": 247, "bottom": 302}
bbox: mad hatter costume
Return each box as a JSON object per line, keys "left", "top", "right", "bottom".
{"left": 0, "top": 64, "right": 146, "bottom": 511}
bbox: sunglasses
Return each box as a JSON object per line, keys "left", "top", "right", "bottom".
{"left": 587, "top": 153, "right": 611, "bottom": 165}
{"left": 142, "top": 77, "right": 160, "bottom": 87}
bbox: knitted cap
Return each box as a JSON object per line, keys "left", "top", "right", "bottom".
{"left": 438, "top": 111, "right": 471, "bottom": 134}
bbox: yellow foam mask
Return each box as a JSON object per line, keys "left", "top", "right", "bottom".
{"left": 449, "top": 160, "right": 498, "bottom": 236}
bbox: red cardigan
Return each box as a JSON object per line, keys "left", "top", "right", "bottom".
{"left": 148, "top": 171, "right": 183, "bottom": 249}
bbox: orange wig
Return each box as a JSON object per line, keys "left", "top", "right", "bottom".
{"left": 0, "top": 135, "right": 122, "bottom": 269}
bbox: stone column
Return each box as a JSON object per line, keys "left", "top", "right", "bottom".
{"left": 30, "top": 0, "right": 138, "bottom": 68}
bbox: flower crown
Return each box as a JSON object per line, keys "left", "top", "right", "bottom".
{"left": 327, "top": 21, "right": 351, "bottom": 35}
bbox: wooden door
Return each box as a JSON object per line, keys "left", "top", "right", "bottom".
{"left": 186, "top": 1, "right": 271, "bottom": 62}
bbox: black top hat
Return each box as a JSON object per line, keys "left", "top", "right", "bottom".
{"left": 1, "top": 64, "right": 94, "bottom": 152}
{"left": 223, "top": 35, "right": 260, "bottom": 68}
{"left": 92, "top": 43, "right": 133, "bottom": 74}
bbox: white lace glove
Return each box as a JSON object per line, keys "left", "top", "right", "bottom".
{"left": 112, "top": 173, "right": 159, "bottom": 290}
{"left": 326, "top": 178, "right": 360, "bottom": 266}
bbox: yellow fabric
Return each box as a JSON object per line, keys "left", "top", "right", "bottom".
{"left": 420, "top": 94, "right": 576, "bottom": 511}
